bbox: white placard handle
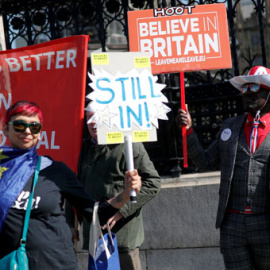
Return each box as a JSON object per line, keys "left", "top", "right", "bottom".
{"left": 124, "top": 135, "right": 137, "bottom": 203}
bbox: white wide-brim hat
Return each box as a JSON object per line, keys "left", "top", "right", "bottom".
{"left": 229, "top": 66, "right": 270, "bottom": 91}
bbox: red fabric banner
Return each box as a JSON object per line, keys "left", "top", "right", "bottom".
{"left": 0, "top": 35, "right": 89, "bottom": 172}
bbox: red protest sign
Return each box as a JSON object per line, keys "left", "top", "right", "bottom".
{"left": 0, "top": 35, "right": 89, "bottom": 172}
{"left": 128, "top": 4, "right": 232, "bottom": 74}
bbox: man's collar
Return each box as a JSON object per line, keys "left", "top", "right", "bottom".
{"left": 246, "top": 112, "right": 270, "bottom": 126}
{"left": 90, "top": 137, "right": 97, "bottom": 144}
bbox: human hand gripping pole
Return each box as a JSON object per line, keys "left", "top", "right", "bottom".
{"left": 124, "top": 135, "right": 137, "bottom": 203}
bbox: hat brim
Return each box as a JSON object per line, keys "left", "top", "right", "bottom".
{"left": 229, "top": 74, "right": 270, "bottom": 91}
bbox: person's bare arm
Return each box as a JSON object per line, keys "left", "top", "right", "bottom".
{"left": 107, "top": 169, "right": 141, "bottom": 209}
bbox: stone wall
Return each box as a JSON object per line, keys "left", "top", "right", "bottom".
{"left": 77, "top": 171, "right": 225, "bottom": 270}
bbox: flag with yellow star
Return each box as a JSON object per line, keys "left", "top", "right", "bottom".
{"left": 0, "top": 146, "right": 39, "bottom": 233}
{"left": 0, "top": 149, "right": 9, "bottom": 179}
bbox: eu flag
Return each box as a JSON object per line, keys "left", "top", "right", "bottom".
{"left": 0, "top": 146, "right": 39, "bottom": 233}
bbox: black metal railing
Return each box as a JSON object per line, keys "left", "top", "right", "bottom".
{"left": 0, "top": 0, "right": 268, "bottom": 176}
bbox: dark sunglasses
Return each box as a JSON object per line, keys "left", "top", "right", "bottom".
{"left": 241, "top": 84, "right": 261, "bottom": 94}
{"left": 9, "top": 120, "right": 42, "bottom": 134}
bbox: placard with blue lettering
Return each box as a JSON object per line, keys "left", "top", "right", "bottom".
{"left": 88, "top": 52, "right": 171, "bottom": 144}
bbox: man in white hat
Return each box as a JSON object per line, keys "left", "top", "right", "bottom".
{"left": 66, "top": 100, "right": 161, "bottom": 270}
{"left": 177, "top": 66, "right": 270, "bottom": 270}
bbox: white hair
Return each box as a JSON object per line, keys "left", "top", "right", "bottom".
{"left": 85, "top": 101, "right": 97, "bottom": 113}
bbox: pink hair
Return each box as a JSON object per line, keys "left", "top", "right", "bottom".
{"left": 5, "top": 101, "right": 43, "bottom": 125}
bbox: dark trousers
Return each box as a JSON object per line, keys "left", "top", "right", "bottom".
{"left": 220, "top": 213, "right": 270, "bottom": 270}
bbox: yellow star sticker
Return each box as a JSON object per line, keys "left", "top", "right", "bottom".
{"left": 0, "top": 166, "right": 8, "bottom": 179}
{"left": 0, "top": 149, "right": 9, "bottom": 162}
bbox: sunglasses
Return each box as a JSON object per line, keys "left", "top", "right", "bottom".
{"left": 241, "top": 84, "right": 261, "bottom": 94}
{"left": 9, "top": 120, "right": 42, "bottom": 134}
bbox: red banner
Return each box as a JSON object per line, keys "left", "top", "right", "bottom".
{"left": 0, "top": 35, "right": 89, "bottom": 172}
